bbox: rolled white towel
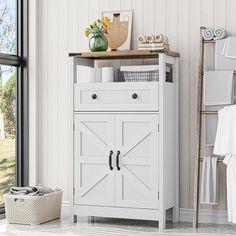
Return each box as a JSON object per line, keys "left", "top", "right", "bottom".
{"left": 154, "top": 34, "right": 169, "bottom": 43}
{"left": 146, "top": 34, "right": 155, "bottom": 43}
{"left": 214, "top": 27, "right": 227, "bottom": 40}
{"left": 202, "top": 28, "right": 214, "bottom": 41}
{"left": 155, "top": 34, "right": 165, "bottom": 43}
{"left": 137, "top": 35, "right": 147, "bottom": 44}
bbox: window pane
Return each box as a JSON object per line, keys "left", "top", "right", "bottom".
{"left": 0, "top": 65, "right": 16, "bottom": 207}
{"left": 0, "top": 0, "right": 17, "bottom": 55}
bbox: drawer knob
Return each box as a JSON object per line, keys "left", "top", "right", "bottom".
{"left": 132, "top": 93, "right": 138, "bottom": 99}
{"left": 91, "top": 94, "right": 97, "bottom": 100}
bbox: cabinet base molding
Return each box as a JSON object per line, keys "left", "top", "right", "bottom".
{"left": 73, "top": 205, "right": 171, "bottom": 221}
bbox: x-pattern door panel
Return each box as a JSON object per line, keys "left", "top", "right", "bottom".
{"left": 74, "top": 114, "right": 115, "bottom": 206}
{"left": 115, "top": 115, "right": 159, "bottom": 209}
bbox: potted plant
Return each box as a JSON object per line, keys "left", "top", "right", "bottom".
{"left": 85, "top": 17, "right": 110, "bottom": 52}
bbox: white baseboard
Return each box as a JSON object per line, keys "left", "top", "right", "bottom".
{"left": 61, "top": 203, "right": 229, "bottom": 225}
{"left": 61, "top": 201, "right": 71, "bottom": 220}
{"left": 179, "top": 208, "right": 229, "bottom": 225}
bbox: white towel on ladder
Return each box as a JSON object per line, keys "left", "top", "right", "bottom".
{"left": 223, "top": 37, "right": 236, "bottom": 59}
{"left": 223, "top": 155, "right": 236, "bottom": 223}
{"left": 204, "top": 70, "right": 234, "bottom": 106}
{"left": 200, "top": 157, "right": 218, "bottom": 204}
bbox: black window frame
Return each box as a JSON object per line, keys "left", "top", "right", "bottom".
{"left": 0, "top": 0, "right": 28, "bottom": 211}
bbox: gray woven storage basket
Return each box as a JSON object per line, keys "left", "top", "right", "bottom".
{"left": 120, "top": 65, "right": 169, "bottom": 82}
{"left": 123, "top": 70, "right": 159, "bottom": 82}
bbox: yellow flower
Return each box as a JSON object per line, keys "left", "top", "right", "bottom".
{"left": 102, "top": 16, "right": 110, "bottom": 28}
{"left": 103, "top": 21, "right": 109, "bottom": 28}
{"left": 103, "top": 16, "right": 110, "bottom": 22}
{"left": 91, "top": 20, "right": 97, "bottom": 27}
{"left": 84, "top": 28, "right": 90, "bottom": 38}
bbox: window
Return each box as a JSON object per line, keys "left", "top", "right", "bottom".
{"left": 0, "top": 0, "right": 28, "bottom": 212}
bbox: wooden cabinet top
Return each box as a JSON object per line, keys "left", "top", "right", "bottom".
{"left": 69, "top": 49, "right": 180, "bottom": 60}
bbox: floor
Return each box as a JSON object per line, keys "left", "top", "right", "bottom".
{"left": 1, "top": 215, "right": 236, "bottom": 236}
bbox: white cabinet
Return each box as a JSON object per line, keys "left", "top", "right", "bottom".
{"left": 70, "top": 51, "right": 179, "bottom": 230}
{"left": 74, "top": 114, "right": 115, "bottom": 207}
{"left": 74, "top": 114, "right": 159, "bottom": 209}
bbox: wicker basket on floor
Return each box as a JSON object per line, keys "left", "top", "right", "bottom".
{"left": 4, "top": 191, "right": 63, "bottom": 225}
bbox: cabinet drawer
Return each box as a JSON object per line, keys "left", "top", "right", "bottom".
{"left": 74, "top": 82, "right": 159, "bottom": 111}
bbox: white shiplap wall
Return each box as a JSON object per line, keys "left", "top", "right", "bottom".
{"left": 35, "top": 0, "right": 236, "bottom": 209}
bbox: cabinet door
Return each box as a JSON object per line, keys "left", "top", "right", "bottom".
{"left": 74, "top": 114, "right": 115, "bottom": 206}
{"left": 115, "top": 115, "right": 159, "bottom": 209}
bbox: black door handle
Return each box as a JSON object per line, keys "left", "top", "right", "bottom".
{"left": 132, "top": 93, "right": 138, "bottom": 99}
{"left": 109, "top": 151, "right": 113, "bottom": 170}
{"left": 116, "top": 151, "right": 121, "bottom": 171}
{"left": 91, "top": 94, "right": 97, "bottom": 100}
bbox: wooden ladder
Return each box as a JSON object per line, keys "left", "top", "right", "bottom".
{"left": 192, "top": 26, "right": 224, "bottom": 228}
